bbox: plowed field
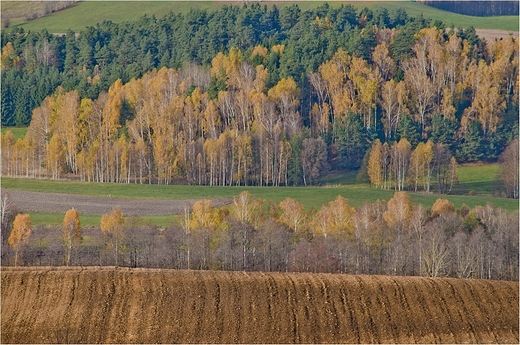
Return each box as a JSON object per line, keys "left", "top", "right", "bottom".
{"left": 2, "top": 267, "right": 518, "bottom": 344}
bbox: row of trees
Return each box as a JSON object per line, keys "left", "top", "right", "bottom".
{"left": 367, "top": 138, "right": 459, "bottom": 193}
{"left": 2, "top": 191, "right": 518, "bottom": 280}
{"left": 1, "top": 31, "right": 518, "bottom": 188}
{"left": 367, "top": 137, "right": 519, "bottom": 197}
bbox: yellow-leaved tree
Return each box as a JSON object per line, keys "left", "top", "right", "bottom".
{"left": 8, "top": 213, "right": 31, "bottom": 266}
{"left": 100, "top": 206, "right": 125, "bottom": 266}
{"left": 312, "top": 196, "right": 355, "bottom": 239}
{"left": 383, "top": 191, "right": 412, "bottom": 234}
{"left": 430, "top": 198, "right": 456, "bottom": 218}
{"left": 62, "top": 208, "right": 82, "bottom": 266}
{"left": 278, "top": 197, "right": 306, "bottom": 232}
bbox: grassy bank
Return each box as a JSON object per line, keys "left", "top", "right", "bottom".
{"left": 3, "top": 176, "right": 518, "bottom": 228}
{"left": 9, "top": 1, "right": 518, "bottom": 33}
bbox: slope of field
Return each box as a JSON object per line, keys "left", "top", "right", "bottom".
{"left": 4, "top": 175, "right": 519, "bottom": 216}
{"left": 9, "top": 1, "right": 519, "bottom": 33}
{"left": 2, "top": 267, "right": 518, "bottom": 344}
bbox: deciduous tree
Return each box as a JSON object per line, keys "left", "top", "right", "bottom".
{"left": 100, "top": 206, "right": 125, "bottom": 266}
{"left": 278, "top": 197, "right": 306, "bottom": 232}
{"left": 8, "top": 213, "right": 31, "bottom": 266}
{"left": 499, "top": 138, "right": 519, "bottom": 198}
{"left": 62, "top": 208, "right": 82, "bottom": 266}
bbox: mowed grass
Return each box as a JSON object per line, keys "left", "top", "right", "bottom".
{"left": 1, "top": 127, "right": 28, "bottom": 141}
{"left": 454, "top": 163, "right": 501, "bottom": 195}
{"left": 10, "top": 0, "right": 519, "bottom": 33}
{"left": 3, "top": 175, "right": 518, "bottom": 228}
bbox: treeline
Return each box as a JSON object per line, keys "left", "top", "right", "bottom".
{"left": 2, "top": 191, "right": 518, "bottom": 281}
{"left": 1, "top": 28, "right": 518, "bottom": 188}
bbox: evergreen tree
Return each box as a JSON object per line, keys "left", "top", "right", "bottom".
{"left": 430, "top": 113, "right": 457, "bottom": 153}
{"left": 396, "top": 113, "right": 420, "bottom": 148}
{"left": 456, "top": 119, "right": 483, "bottom": 162}
{"left": 334, "top": 113, "right": 368, "bottom": 170}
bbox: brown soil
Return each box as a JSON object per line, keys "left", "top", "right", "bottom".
{"left": 476, "top": 29, "right": 519, "bottom": 41}
{"left": 4, "top": 189, "right": 231, "bottom": 216}
{"left": 2, "top": 267, "right": 518, "bottom": 344}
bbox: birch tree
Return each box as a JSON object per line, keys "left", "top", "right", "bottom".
{"left": 8, "top": 213, "right": 31, "bottom": 266}
{"left": 62, "top": 208, "right": 82, "bottom": 266}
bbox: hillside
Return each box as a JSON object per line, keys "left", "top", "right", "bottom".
{"left": 2, "top": 267, "right": 518, "bottom": 343}
{"left": 7, "top": 1, "right": 519, "bottom": 33}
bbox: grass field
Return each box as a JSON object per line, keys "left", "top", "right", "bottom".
{"left": 455, "top": 163, "right": 501, "bottom": 195}
{"left": 3, "top": 173, "right": 518, "bottom": 227}
{"left": 1, "top": 127, "right": 28, "bottom": 141}
{"left": 7, "top": 0, "right": 519, "bottom": 33}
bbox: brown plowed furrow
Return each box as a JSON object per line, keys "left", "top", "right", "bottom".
{"left": 2, "top": 267, "right": 518, "bottom": 344}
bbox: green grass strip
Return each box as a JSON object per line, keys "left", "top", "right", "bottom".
{"left": 11, "top": 1, "right": 518, "bottom": 33}
{"left": 3, "top": 177, "right": 518, "bottom": 215}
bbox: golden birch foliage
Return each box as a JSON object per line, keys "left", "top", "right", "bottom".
{"left": 53, "top": 91, "right": 80, "bottom": 172}
{"left": 2, "top": 131, "right": 15, "bottom": 175}
{"left": 100, "top": 207, "right": 124, "bottom": 237}
{"left": 62, "top": 208, "right": 82, "bottom": 265}
{"left": 231, "top": 191, "right": 263, "bottom": 226}
{"left": 100, "top": 206, "right": 125, "bottom": 265}
{"left": 327, "top": 195, "right": 356, "bottom": 237}
{"left": 278, "top": 197, "right": 306, "bottom": 232}
{"left": 1, "top": 42, "right": 15, "bottom": 69}
{"left": 430, "top": 198, "right": 456, "bottom": 218}
{"left": 8, "top": 213, "right": 31, "bottom": 266}
{"left": 251, "top": 45, "right": 268, "bottom": 62}
{"left": 469, "top": 61, "right": 505, "bottom": 134}
{"left": 116, "top": 134, "right": 130, "bottom": 182}
{"left": 77, "top": 98, "right": 93, "bottom": 149}
{"left": 408, "top": 140, "right": 433, "bottom": 192}
{"left": 312, "top": 196, "right": 355, "bottom": 238}
{"left": 440, "top": 87, "right": 456, "bottom": 121}
{"left": 102, "top": 79, "right": 123, "bottom": 141}
{"left": 267, "top": 77, "right": 300, "bottom": 106}
{"left": 383, "top": 191, "right": 412, "bottom": 230}
{"left": 234, "top": 132, "right": 252, "bottom": 183}
{"left": 392, "top": 138, "right": 412, "bottom": 191}
{"left": 319, "top": 49, "right": 352, "bottom": 118}
{"left": 8, "top": 214, "right": 31, "bottom": 249}
{"left": 271, "top": 44, "right": 285, "bottom": 55}
{"left": 46, "top": 134, "right": 64, "bottom": 179}
{"left": 379, "top": 79, "right": 400, "bottom": 138}
{"left": 367, "top": 139, "right": 383, "bottom": 188}
{"left": 254, "top": 64, "right": 268, "bottom": 93}
{"left": 372, "top": 42, "right": 396, "bottom": 81}
{"left": 190, "top": 199, "right": 222, "bottom": 230}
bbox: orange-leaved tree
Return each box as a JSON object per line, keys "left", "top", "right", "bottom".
{"left": 62, "top": 208, "right": 82, "bottom": 266}
{"left": 8, "top": 213, "right": 31, "bottom": 266}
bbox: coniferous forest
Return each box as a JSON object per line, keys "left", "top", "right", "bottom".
{"left": 1, "top": 3, "right": 518, "bottom": 190}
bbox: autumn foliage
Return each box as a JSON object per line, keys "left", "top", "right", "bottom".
{"left": 8, "top": 213, "right": 31, "bottom": 266}
{"left": 1, "top": 30, "right": 517, "bottom": 192}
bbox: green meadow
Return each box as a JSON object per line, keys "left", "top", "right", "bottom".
{"left": 1, "top": 127, "right": 28, "bottom": 141}
{"left": 3, "top": 171, "right": 518, "bottom": 227}
{"left": 8, "top": 1, "right": 518, "bottom": 33}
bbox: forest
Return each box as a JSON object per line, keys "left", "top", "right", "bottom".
{"left": 3, "top": 191, "right": 519, "bottom": 281}
{"left": 1, "top": 3, "right": 518, "bottom": 190}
